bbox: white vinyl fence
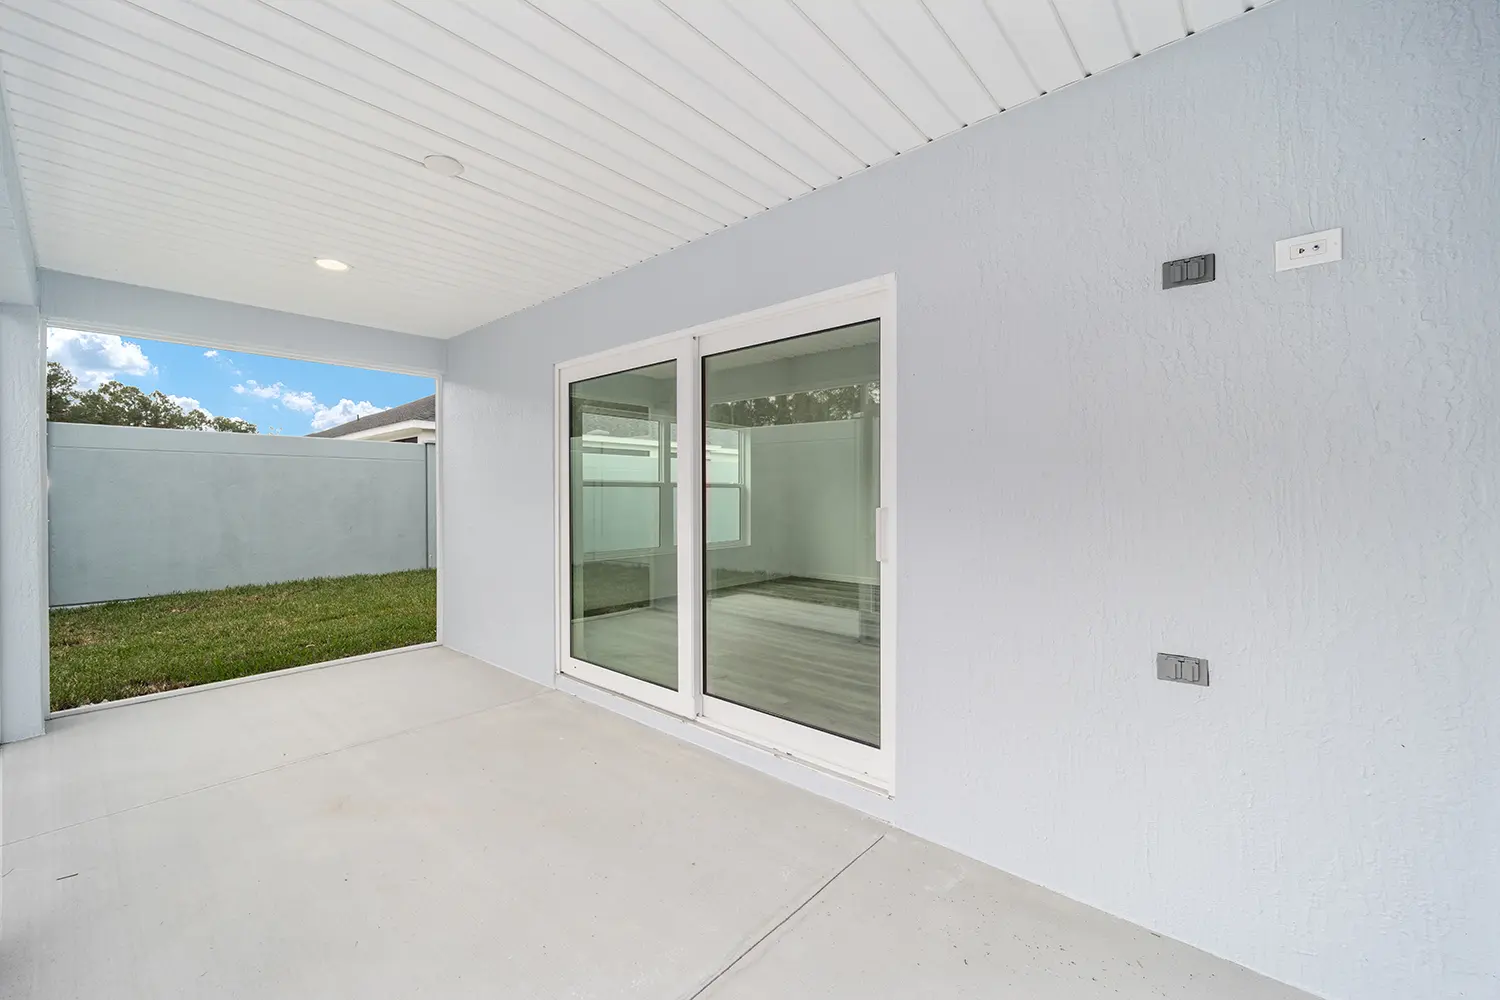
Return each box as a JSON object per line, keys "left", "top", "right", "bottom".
{"left": 47, "top": 422, "right": 436, "bottom": 606}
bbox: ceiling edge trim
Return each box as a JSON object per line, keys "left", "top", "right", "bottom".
{"left": 37, "top": 269, "right": 447, "bottom": 376}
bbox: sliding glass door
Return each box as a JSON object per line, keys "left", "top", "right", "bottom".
{"left": 701, "top": 322, "right": 881, "bottom": 748}
{"left": 556, "top": 279, "right": 894, "bottom": 785}
{"left": 559, "top": 342, "right": 694, "bottom": 714}
{"left": 569, "top": 360, "right": 678, "bottom": 688}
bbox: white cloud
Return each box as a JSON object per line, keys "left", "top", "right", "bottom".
{"left": 228, "top": 378, "right": 385, "bottom": 432}
{"left": 232, "top": 380, "right": 283, "bottom": 400}
{"left": 280, "top": 390, "right": 319, "bottom": 414}
{"left": 311, "top": 398, "right": 385, "bottom": 431}
{"left": 204, "top": 350, "right": 241, "bottom": 374}
{"left": 166, "top": 395, "right": 219, "bottom": 430}
{"left": 47, "top": 328, "right": 155, "bottom": 389}
{"left": 166, "top": 394, "right": 211, "bottom": 416}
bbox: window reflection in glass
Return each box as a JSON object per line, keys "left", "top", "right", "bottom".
{"left": 702, "top": 321, "right": 881, "bottom": 746}
{"left": 569, "top": 361, "right": 677, "bottom": 689}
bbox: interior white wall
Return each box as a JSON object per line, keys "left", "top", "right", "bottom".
{"left": 440, "top": 2, "right": 1496, "bottom": 998}
{"left": 0, "top": 305, "right": 47, "bottom": 742}
{"left": 574, "top": 422, "right": 866, "bottom": 581}
{"left": 713, "top": 422, "right": 866, "bottom": 582}
{"left": 38, "top": 270, "right": 446, "bottom": 376}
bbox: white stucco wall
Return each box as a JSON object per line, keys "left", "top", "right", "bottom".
{"left": 0, "top": 78, "right": 37, "bottom": 307}
{"left": 440, "top": 2, "right": 1497, "bottom": 998}
{"left": 0, "top": 305, "right": 47, "bottom": 742}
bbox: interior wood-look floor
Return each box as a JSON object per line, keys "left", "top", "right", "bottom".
{"left": 572, "top": 590, "right": 880, "bottom": 745}
{"left": 0, "top": 647, "right": 1317, "bottom": 1000}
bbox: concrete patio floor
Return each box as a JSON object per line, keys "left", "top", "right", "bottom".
{"left": 2, "top": 647, "right": 1312, "bottom": 999}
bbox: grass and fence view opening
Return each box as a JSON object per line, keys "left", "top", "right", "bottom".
{"left": 44, "top": 333, "right": 439, "bottom": 711}
{"left": 51, "top": 570, "right": 437, "bottom": 711}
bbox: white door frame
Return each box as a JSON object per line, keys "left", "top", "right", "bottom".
{"left": 555, "top": 338, "right": 697, "bottom": 718}
{"left": 553, "top": 275, "right": 897, "bottom": 790}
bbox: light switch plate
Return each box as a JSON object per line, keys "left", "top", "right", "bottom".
{"left": 1275, "top": 227, "right": 1343, "bottom": 271}
{"left": 1157, "top": 652, "right": 1209, "bottom": 686}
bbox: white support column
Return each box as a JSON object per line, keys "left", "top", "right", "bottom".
{"left": 0, "top": 304, "right": 47, "bottom": 742}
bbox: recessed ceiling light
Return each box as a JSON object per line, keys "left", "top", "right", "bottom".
{"left": 314, "top": 258, "right": 350, "bottom": 272}
{"left": 423, "top": 154, "right": 464, "bottom": 177}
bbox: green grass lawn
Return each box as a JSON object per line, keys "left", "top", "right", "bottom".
{"left": 49, "top": 569, "right": 437, "bottom": 711}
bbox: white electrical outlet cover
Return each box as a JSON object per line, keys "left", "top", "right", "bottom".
{"left": 1275, "top": 227, "right": 1343, "bottom": 271}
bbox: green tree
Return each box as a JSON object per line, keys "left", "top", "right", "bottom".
{"left": 47, "top": 361, "right": 79, "bottom": 421}
{"left": 199, "top": 413, "right": 258, "bottom": 433}
{"left": 708, "top": 382, "right": 878, "bottom": 427}
{"left": 45, "top": 362, "right": 256, "bottom": 433}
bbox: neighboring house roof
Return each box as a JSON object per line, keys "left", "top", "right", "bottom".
{"left": 308, "top": 394, "right": 435, "bottom": 438}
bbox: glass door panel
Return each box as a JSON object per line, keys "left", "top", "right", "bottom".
{"left": 568, "top": 360, "right": 678, "bottom": 690}
{"left": 558, "top": 280, "right": 893, "bottom": 785}
{"left": 701, "top": 321, "right": 881, "bottom": 746}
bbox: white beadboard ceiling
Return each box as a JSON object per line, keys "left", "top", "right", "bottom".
{"left": 0, "top": 0, "right": 1264, "bottom": 338}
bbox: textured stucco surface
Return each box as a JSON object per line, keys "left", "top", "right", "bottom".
{"left": 0, "top": 305, "right": 47, "bottom": 741}
{"left": 0, "top": 156, "right": 35, "bottom": 305}
{"left": 0, "top": 61, "right": 37, "bottom": 307}
{"left": 443, "top": 1, "right": 1499, "bottom": 998}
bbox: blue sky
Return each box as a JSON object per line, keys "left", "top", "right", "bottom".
{"left": 46, "top": 328, "right": 435, "bottom": 435}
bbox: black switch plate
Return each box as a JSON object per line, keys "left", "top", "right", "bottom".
{"left": 1162, "top": 253, "right": 1215, "bottom": 289}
